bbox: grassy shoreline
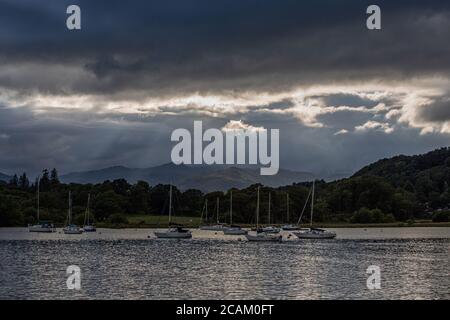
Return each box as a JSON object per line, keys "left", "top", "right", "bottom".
{"left": 94, "top": 216, "right": 450, "bottom": 229}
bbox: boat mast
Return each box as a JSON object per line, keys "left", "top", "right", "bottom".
{"left": 168, "top": 185, "right": 172, "bottom": 224}
{"left": 230, "top": 191, "right": 233, "bottom": 225}
{"left": 310, "top": 180, "right": 315, "bottom": 227}
{"left": 205, "top": 199, "right": 208, "bottom": 223}
{"left": 68, "top": 191, "right": 72, "bottom": 225}
{"left": 268, "top": 192, "right": 271, "bottom": 224}
{"left": 287, "top": 193, "right": 289, "bottom": 223}
{"left": 256, "top": 186, "right": 260, "bottom": 229}
{"left": 216, "top": 197, "right": 219, "bottom": 224}
{"left": 36, "top": 176, "right": 40, "bottom": 222}
{"left": 86, "top": 193, "right": 91, "bottom": 225}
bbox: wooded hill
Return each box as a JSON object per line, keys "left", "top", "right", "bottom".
{"left": 1, "top": 147, "right": 449, "bottom": 227}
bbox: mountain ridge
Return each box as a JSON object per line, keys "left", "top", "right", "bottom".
{"left": 60, "top": 163, "right": 316, "bottom": 192}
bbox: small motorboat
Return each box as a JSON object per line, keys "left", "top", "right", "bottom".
{"left": 260, "top": 226, "right": 281, "bottom": 233}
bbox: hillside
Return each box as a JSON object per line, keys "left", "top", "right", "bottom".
{"left": 353, "top": 147, "right": 450, "bottom": 189}
{"left": 1, "top": 147, "right": 449, "bottom": 227}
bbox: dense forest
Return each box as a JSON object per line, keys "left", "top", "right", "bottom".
{"left": 1, "top": 148, "right": 450, "bottom": 227}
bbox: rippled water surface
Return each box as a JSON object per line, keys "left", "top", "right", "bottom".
{"left": 0, "top": 227, "right": 449, "bottom": 299}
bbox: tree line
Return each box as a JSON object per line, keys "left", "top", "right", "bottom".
{"left": 1, "top": 164, "right": 449, "bottom": 227}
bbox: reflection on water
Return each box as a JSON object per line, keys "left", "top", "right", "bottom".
{"left": 0, "top": 228, "right": 448, "bottom": 299}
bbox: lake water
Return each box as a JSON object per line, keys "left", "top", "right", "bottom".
{"left": 0, "top": 227, "right": 449, "bottom": 299}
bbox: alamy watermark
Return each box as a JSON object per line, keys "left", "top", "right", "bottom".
{"left": 66, "top": 265, "right": 81, "bottom": 290}
{"left": 366, "top": 265, "right": 381, "bottom": 290}
{"left": 171, "top": 121, "right": 279, "bottom": 175}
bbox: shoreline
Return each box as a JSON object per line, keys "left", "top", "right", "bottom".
{"left": 14, "top": 221, "right": 447, "bottom": 229}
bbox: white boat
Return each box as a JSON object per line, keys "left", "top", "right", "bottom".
{"left": 245, "top": 187, "right": 282, "bottom": 242}
{"left": 63, "top": 191, "right": 83, "bottom": 234}
{"left": 223, "top": 191, "right": 248, "bottom": 235}
{"left": 281, "top": 194, "right": 299, "bottom": 230}
{"left": 154, "top": 185, "right": 192, "bottom": 239}
{"left": 199, "top": 197, "right": 225, "bottom": 231}
{"left": 28, "top": 177, "right": 55, "bottom": 233}
{"left": 83, "top": 194, "right": 96, "bottom": 232}
{"left": 293, "top": 227, "right": 336, "bottom": 239}
{"left": 293, "top": 180, "right": 336, "bottom": 240}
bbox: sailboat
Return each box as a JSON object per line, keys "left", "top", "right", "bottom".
{"left": 28, "top": 177, "right": 55, "bottom": 233}
{"left": 293, "top": 180, "right": 336, "bottom": 239}
{"left": 223, "top": 190, "right": 248, "bottom": 235}
{"left": 199, "top": 197, "right": 225, "bottom": 231}
{"left": 83, "top": 194, "right": 96, "bottom": 232}
{"left": 63, "top": 191, "right": 83, "bottom": 234}
{"left": 154, "top": 185, "right": 192, "bottom": 239}
{"left": 260, "top": 192, "right": 280, "bottom": 233}
{"left": 282, "top": 193, "right": 299, "bottom": 231}
{"left": 246, "top": 187, "right": 282, "bottom": 242}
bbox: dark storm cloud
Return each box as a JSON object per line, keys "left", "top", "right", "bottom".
{"left": 1, "top": 0, "right": 450, "bottom": 96}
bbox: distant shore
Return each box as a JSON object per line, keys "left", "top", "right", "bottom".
{"left": 94, "top": 221, "right": 450, "bottom": 229}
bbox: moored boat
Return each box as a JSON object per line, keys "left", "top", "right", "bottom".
{"left": 83, "top": 193, "right": 96, "bottom": 232}
{"left": 63, "top": 191, "right": 83, "bottom": 234}
{"left": 245, "top": 187, "right": 283, "bottom": 242}
{"left": 223, "top": 190, "right": 248, "bottom": 235}
{"left": 154, "top": 185, "right": 192, "bottom": 239}
{"left": 293, "top": 180, "right": 336, "bottom": 240}
{"left": 28, "top": 177, "right": 55, "bottom": 233}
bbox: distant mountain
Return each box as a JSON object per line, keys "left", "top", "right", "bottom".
{"left": 0, "top": 172, "right": 11, "bottom": 183}
{"left": 353, "top": 147, "right": 450, "bottom": 188}
{"left": 61, "top": 163, "right": 314, "bottom": 192}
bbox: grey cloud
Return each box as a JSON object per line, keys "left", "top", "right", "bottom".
{"left": 0, "top": 1, "right": 450, "bottom": 97}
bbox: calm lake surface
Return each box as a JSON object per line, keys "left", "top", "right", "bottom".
{"left": 0, "top": 227, "right": 449, "bottom": 300}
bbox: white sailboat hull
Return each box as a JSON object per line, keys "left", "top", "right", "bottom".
{"left": 245, "top": 233, "right": 282, "bottom": 242}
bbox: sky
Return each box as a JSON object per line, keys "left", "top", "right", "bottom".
{"left": 0, "top": 0, "right": 449, "bottom": 177}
